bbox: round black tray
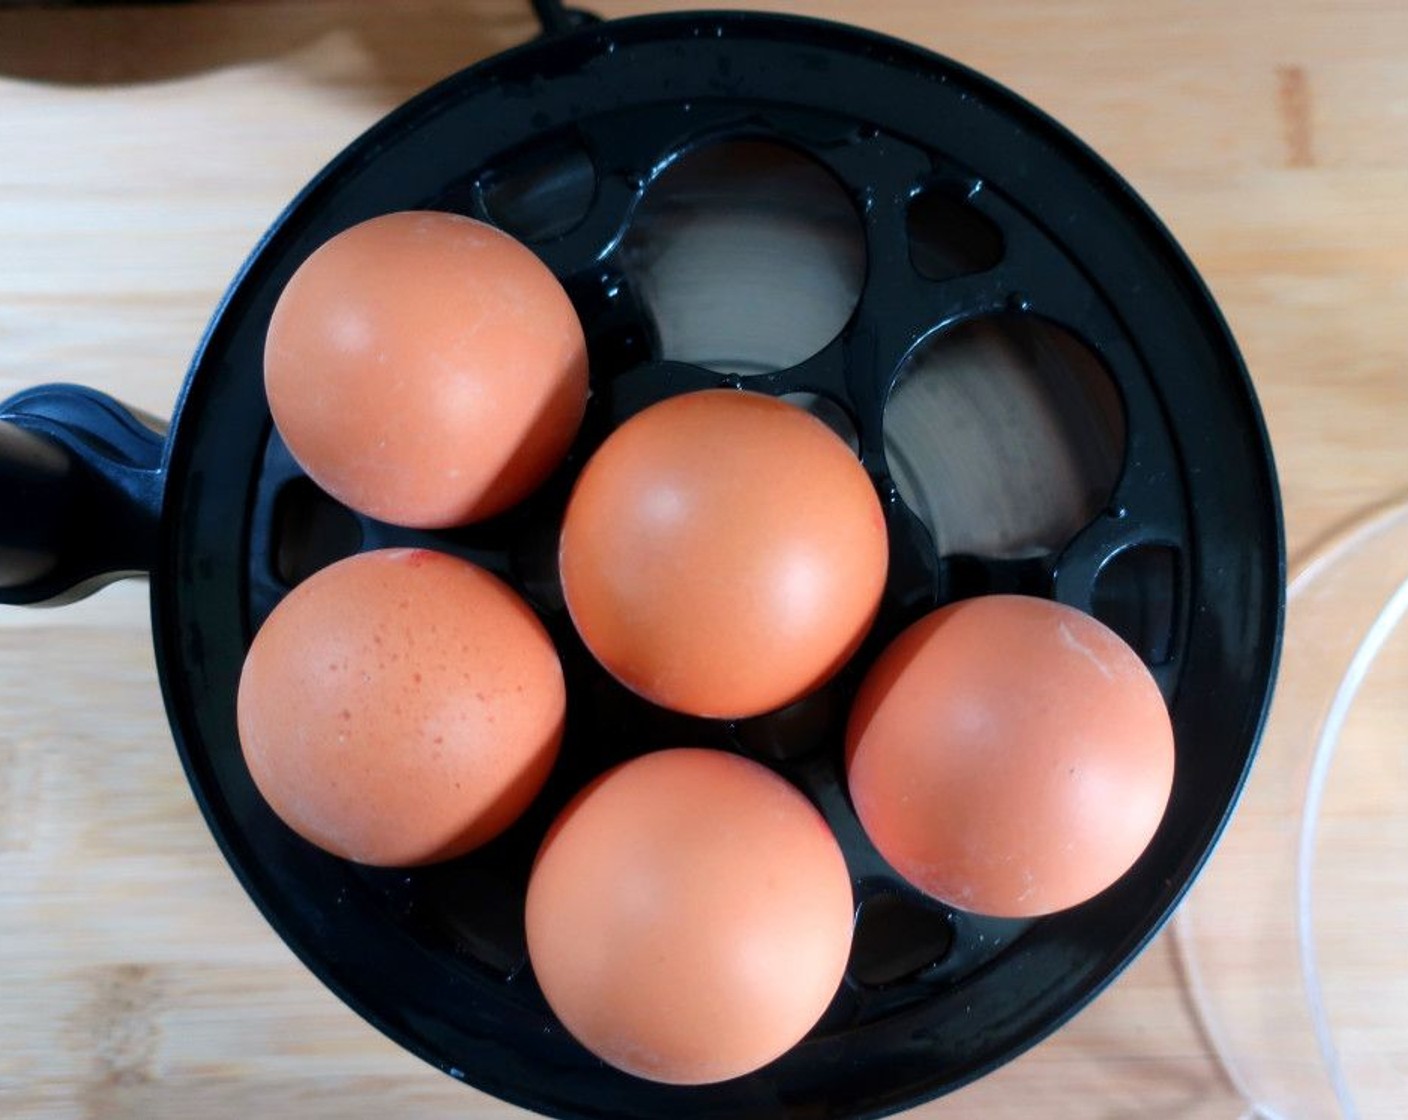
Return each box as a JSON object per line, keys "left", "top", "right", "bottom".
{"left": 0, "top": 9, "right": 1283, "bottom": 1120}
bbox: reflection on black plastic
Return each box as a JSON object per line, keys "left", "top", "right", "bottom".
{"left": 780, "top": 390, "right": 861, "bottom": 455}
{"left": 849, "top": 892, "right": 955, "bottom": 987}
{"left": 1092, "top": 543, "right": 1179, "bottom": 665}
{"left": 479, "top": 135, "right": 596, "bottom": 243}
{"left": 273, "top": 476, "right": 364, "bottom": 588}
{"left": 734, "top": 686, "right": 837, "bottom": 761}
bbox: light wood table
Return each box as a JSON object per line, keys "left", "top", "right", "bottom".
{"left": 2, "top": 2, "right": 1404, "bottom": 1117}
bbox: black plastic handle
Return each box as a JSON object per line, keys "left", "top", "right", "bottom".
{"left": 0, "top": 384, "right": 165, "bottom": 607}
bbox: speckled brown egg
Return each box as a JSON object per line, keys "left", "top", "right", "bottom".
{"left": 236, "top": 548, "right": 565, "bottom": 866}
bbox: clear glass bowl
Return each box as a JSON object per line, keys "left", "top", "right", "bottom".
{"left": 1174, "top": 496, "right": 1408, "bottom": 1119}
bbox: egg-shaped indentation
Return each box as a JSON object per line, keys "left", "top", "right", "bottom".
{"left": 272, "top": 475, "right": 363, "bottom": 588}
{"left": 620, "top": 139, "right": 865, "bottom": 375}
{"left": 883, "top": 315, "right": 1125, "bottom": 558}
{"left": 1092, "top": 543, "right": 1180, "bottom": 666}
{"left": 478, "top": 134, "right": 596, "bottom": 243}
{"left": 847, "top": 892, "right": 954, "bottom": 987}
{"left": 906, "top": 185, "right": 1004, "bottom": 281}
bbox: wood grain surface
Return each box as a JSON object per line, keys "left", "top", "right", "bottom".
{"left": 2, "top": 2, "right": 1405, "bottom": 1118}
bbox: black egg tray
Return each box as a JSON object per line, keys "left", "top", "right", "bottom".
{"left": 154, "top": 12, "right": 1281, "bottom": 1120}
{"left": 247, "top": 93, "right": 1186, "bottom": 1000}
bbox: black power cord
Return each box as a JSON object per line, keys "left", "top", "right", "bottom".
{"left": 530, "top": 0, "right": 600, "bottom": 37}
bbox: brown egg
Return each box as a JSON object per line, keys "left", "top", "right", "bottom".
{"left": 236, "top": 549, "right": 564, "bottom": 867}
{"left": 264, "top": 210, "right": 588, "bottom": 528}
{"left": 846, "top": 595, "right": 1175, "bottom": 918}
{"left": 525, "top": 748, "right": 854, "bottom": 1085}
{"left": 559, "top": 389, "right": 888, "bottom": 719}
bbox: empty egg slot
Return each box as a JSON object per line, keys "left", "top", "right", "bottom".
{"left": 478, "top": 133, "right": 596, "bottom": 243}
{"left": 906, "top": 184, "right": 1004, "bottom": 281}
{"left": 1091, "top": 543, "right": 1180, "bottom": 665}
{"left": 848, "top": 891, "right": 955, "bottom": 987}
{"left": 882, "top": 315, "right": 1125, "bottom": 559}
{"left": 271, "top": 475, "right": 364, "bottom": 588}
{"left": 618, "top": 138, "right": 865, "bottom": 375}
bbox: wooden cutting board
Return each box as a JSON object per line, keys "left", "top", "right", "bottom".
{"left": 2, "top": 2, "right": 1405, "bottom": 1117}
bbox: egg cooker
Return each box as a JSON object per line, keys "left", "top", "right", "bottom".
{"left": 0, "top": 5, "right": 1283, "bottom": 1118}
